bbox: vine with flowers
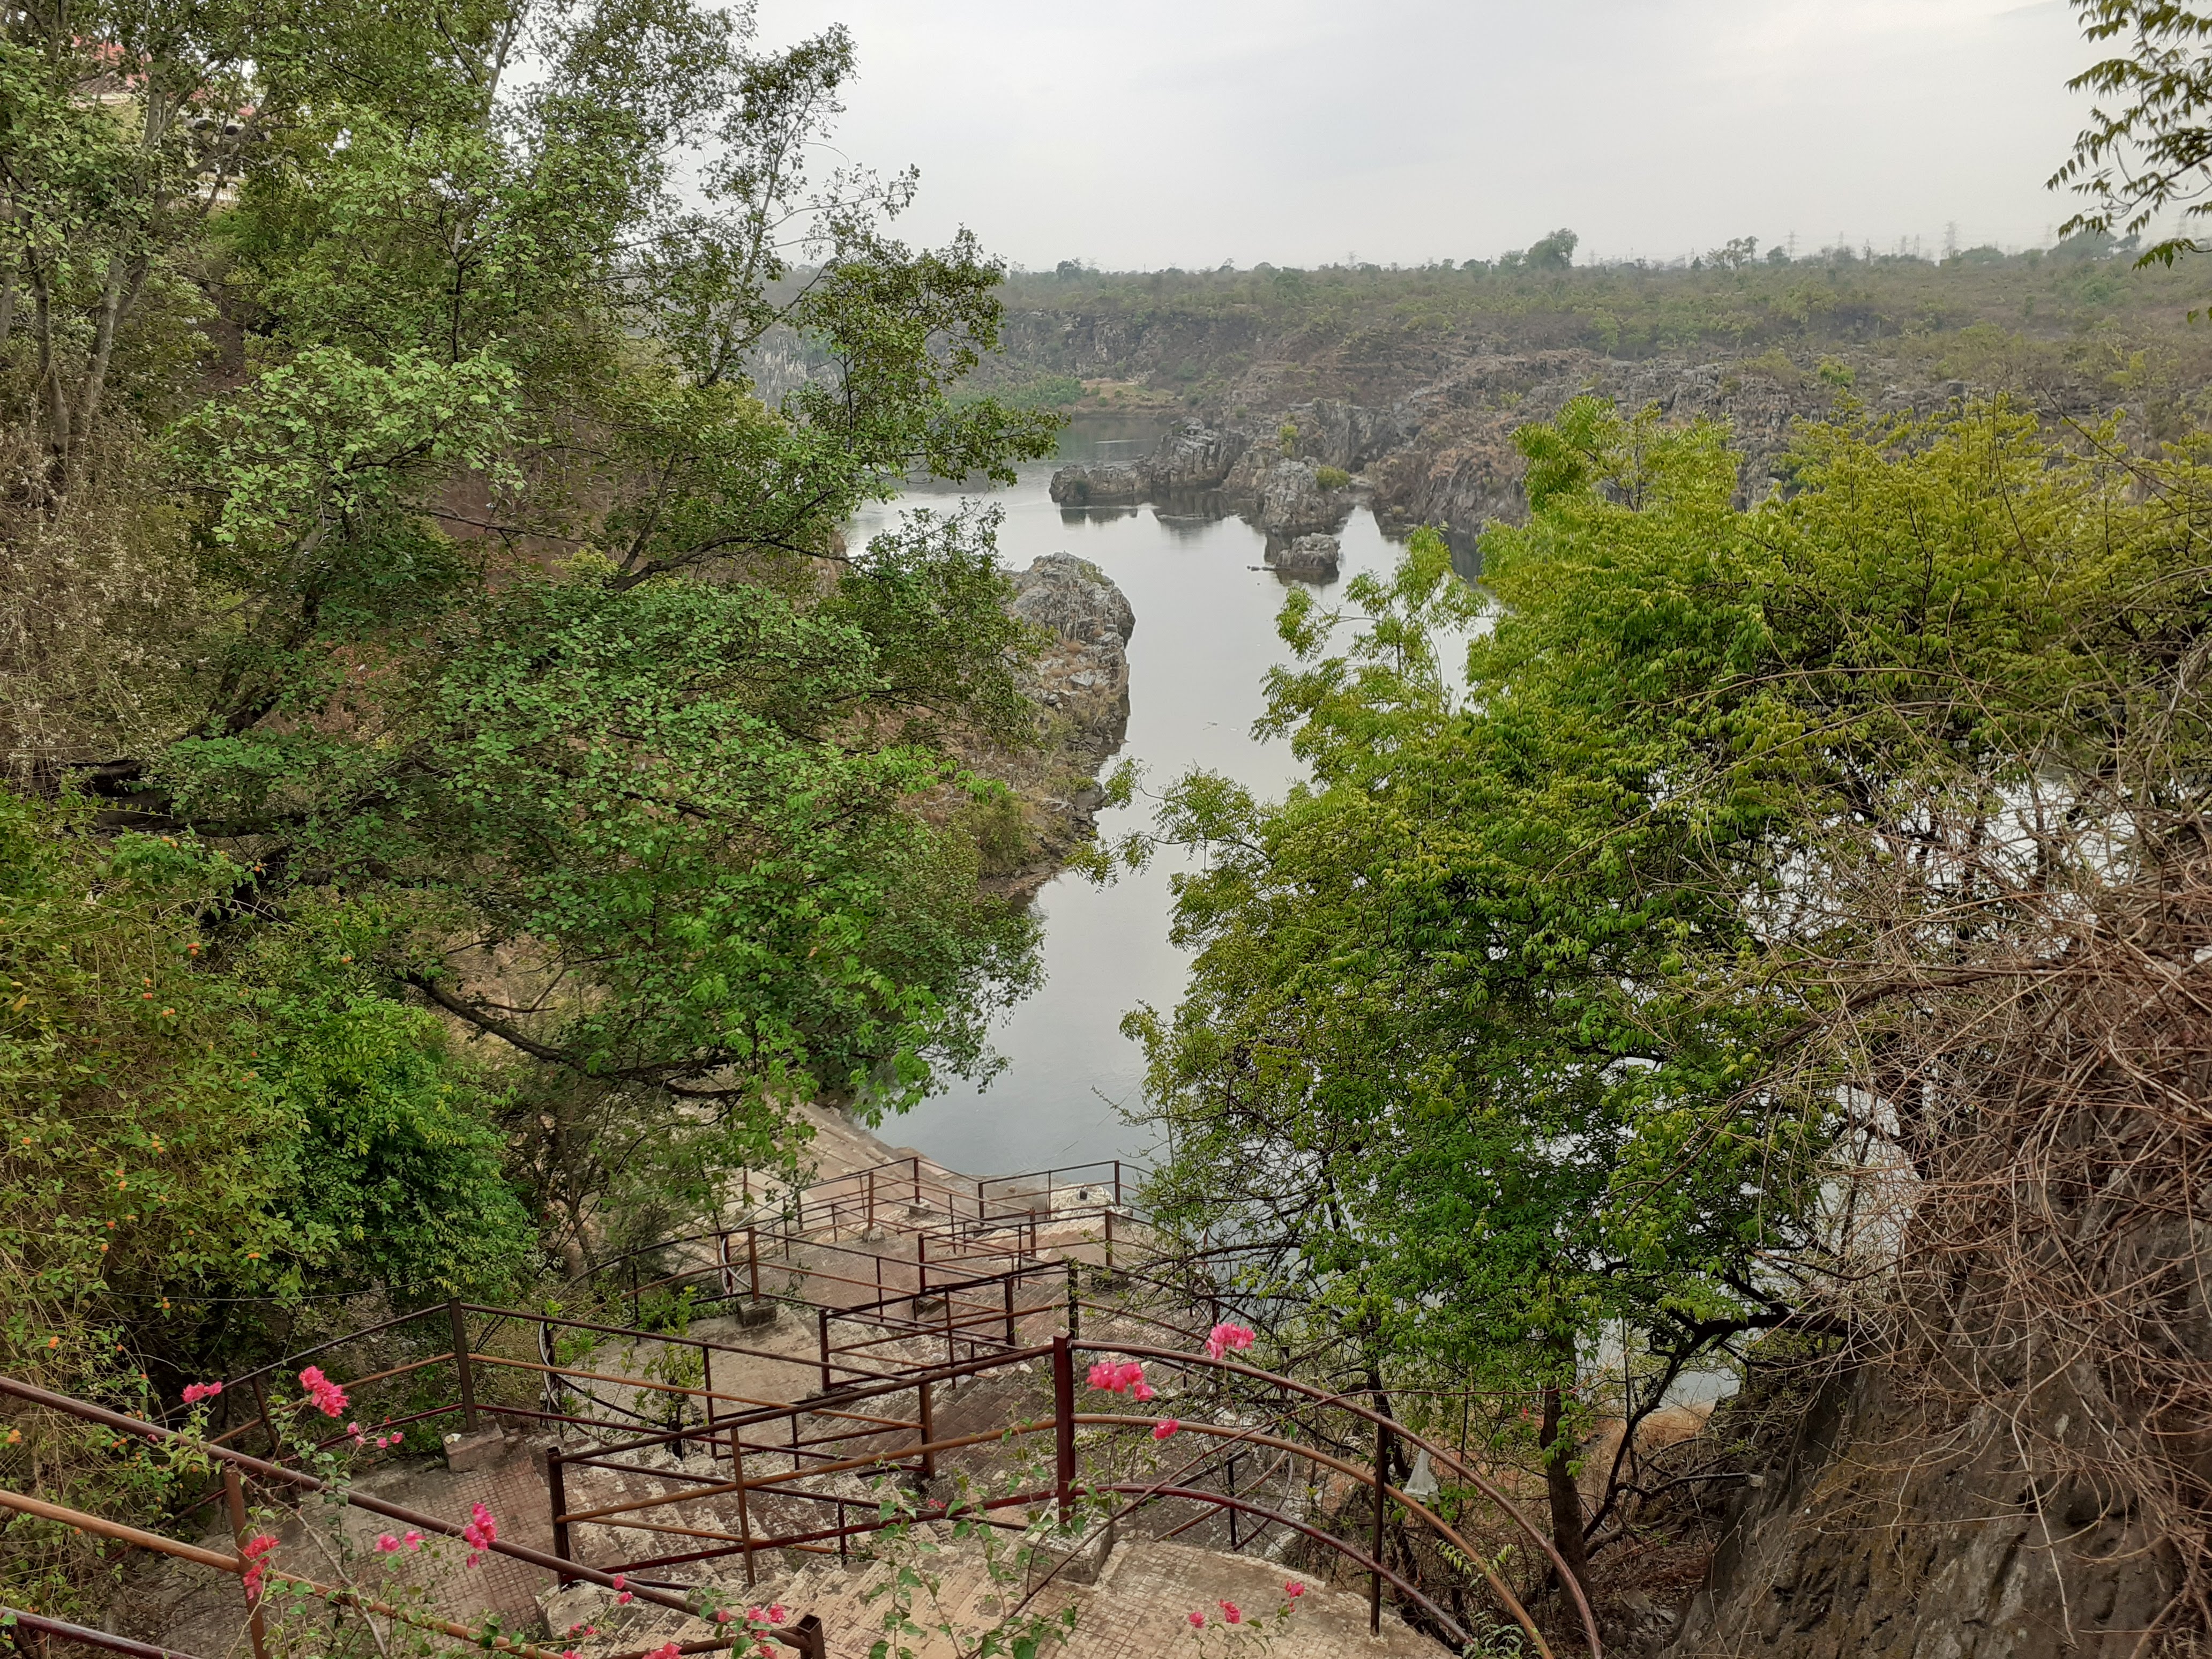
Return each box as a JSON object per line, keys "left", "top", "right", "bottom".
{"left": 858, "top": 1447, "right": 1087, "bottom": 1659}
{"left": 1182, "top": 1582, "right": 1306, "bottom": 1657}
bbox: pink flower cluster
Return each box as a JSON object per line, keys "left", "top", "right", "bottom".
{"left": 371, "top": 1531, "right": 424, "bottom": 1554}
{"left": 1186, "top": 1586, "right": 1302, "bottom": 1632}
{"left": 297, "top": 1365, "right": 347, "bottom": 1417}
{"left": 1152, "top": 1418, "right": 1180, "bottom": 1440}
{"left": 1204, "top": 1323, "right": 1255, "bottom": 1362}
{"left": 1087, "top": 1359, "right": 1155, "bottom": 1402}
{"left": 461, "top": 1501, "right": 498, "bottom": 1565}
{"left": 612, "top": 1572, "right": 633, "bottom": 1605}
{"left": 181, "top": 1380, "right": 222, "bottom": 1406}
{"left": 240, "top": 1534, "right": 277, "bottom": 1600}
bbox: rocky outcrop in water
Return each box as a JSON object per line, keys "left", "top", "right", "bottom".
{"left": 1232, "top": 455, "right": 1351, "bottom": 537}
{"left": 1050, "top": 417, "right": 1251, "bottom": 506}
{"left": 1048, "top": 462, "right": 1145, "bottom": 506}
{"left": 1146, "top": 417, "right": 1250, "bottom": 490}
{"left": 1008, "top": 552, "right": 1134, "bottom": 764}
{"left": 1268, "top": 533, "right": 1340, "bottom": 581}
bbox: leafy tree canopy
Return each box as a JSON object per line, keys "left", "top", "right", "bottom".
{"left": 1123, "top": 393, "right": 2212, "bottom": 1570}
{"left": 0, "top": 0, "right": 1058, "bottom": 1370}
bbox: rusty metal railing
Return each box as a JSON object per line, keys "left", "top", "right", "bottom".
{"left": 0, "top": 1376, "right": 829, "bottom": 1659}
{"left": 529, "top": 1335, "right": 1601, "bottom": 1658}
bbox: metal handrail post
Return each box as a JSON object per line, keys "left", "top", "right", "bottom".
{"left": 546, "top": 1449, "right": 574, "bottom": 1586}
{"left": 1051, "top": 1335, "right": 1076, "bottom": 1525}
{"left": 1370, "top": 1417, "right": 1389, "bottom": 1635}
{"left": 222, "top": 1463, "right": 268, "bottom": 1659}
{"left": 918, "top": 1380, "right": 935, "bottom": 1481}
{"left": 447, "top": 1299, "right": 479, "bottom": 1435}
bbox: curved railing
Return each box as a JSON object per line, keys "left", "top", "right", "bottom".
{"left": 0, "top": 1374, "right": 828, "bottom": 1659}
{"left": 108, "top": 1204, "right": 1602, "bottom": 1655}
{"left": 530, "top": 1334, "right": 1600, "bottom": 1657}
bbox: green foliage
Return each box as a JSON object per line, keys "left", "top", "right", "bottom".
{"left": 0, "top": 791, "right": 527, "bottom": 1339}
{"left": 1527, "top": 227, "right": 1579, "bottom": 271}
{"left": 862, "top": 1453, "right": 1084, "bottom": 1659}
{"left": 1312, "top": 465, "right": 1351, "bottom": 490}
{"left": 993, "top": 240, "right": 2193, "bottom": 373}
{"left": 0, "top": 0, "right": 1065, "bottom": 1481}
{"left": 1124, "top": 397, "right": 2210, "bottom": 1523}
{"left": 2052, "top": 4, "right": 2212, "bottom": 271}
{"left": 956, "top": 371, "right": 1081, "bottom": 412}
{"left": 959, "top": 789, "right": 1035, "bottom": 878}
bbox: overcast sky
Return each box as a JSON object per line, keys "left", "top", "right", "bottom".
{"left": 752, "top": 0, "right": 2099, "bottom": 271}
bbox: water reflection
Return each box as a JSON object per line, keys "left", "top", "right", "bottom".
{"left": 850, "top": 422, "right": 1444, "bottom": 1177}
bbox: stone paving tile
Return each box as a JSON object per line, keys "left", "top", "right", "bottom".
{"left": 544, "top": 1538, "right": 1443, "bottom": 1659}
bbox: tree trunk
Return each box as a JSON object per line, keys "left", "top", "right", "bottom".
{"left": 1538, "top": 1340, "right": 1593, "bottom": 1601}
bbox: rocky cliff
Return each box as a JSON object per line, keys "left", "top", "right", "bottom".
{"left": 1008, "top": 552, "right": 1134, "bottom": 766}
{"left": 956, "top": 552, "right": 1136, "bottom": 900}
{"left": 1006, "top": 308, "right": 2133, "bottom": 554}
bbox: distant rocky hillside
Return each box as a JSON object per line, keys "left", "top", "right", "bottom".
{"left": 985, "top": 254, "right": 2212, "bottom": 549}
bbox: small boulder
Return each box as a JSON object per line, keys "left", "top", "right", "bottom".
{"left": 1269, "top": 533, "right": 1341, "bottom": 582}
{"left": 1048, "top": 463, "right": 1144, "bottom": 506}
{"left": 1251, "top": 458, "right": 1349, "bottom": 537}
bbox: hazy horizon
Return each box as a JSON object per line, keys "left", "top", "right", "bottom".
{"left": 757, "top": 0, "right": 2105, "bottom": 273}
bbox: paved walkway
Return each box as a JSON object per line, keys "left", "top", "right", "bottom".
{"left": 543, "top": 1536, "right": 1445, "bottom": 1659}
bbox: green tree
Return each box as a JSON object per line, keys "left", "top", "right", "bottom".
{"left": 2052, "top": 3, "right": 2212, "bottom": 268}
{"left": 1125, "top": 394, "right": 2199, "bottom": 1590}
{"left": 0, "top": 0, "right": 1059, "bottom": 1342}
{"left": 1526, "top": 227, "right": 1579, "bottom": 270}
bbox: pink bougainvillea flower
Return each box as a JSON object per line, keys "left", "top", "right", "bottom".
{"left": 715, "top": 1609, "right": 733, "bottom": 1624}
{"left": 610, "top": 1575, "right": 626, "bottom": 1590}
{"left": 645, "top": 1644, "right": 682, "bottom": 1659}
{"left": 1204, "top": 1323, "right": 1256, "bottom": 1362}
{"left": 181, "top": 1381, "right": 222, "bottom": 1405}
{"left": 402, "top": 1530, "right": 423, "bottom": 1551}
{"left": 1088, "top": 1359, "right": 1153, "bottom": 1398}
{"left": 1186, "top": 1610, "right": 1205, "bottom": 1628}
{"left": 1219, "top": 1600, "right": 1243, "bottom": 1624}
{"left": 240, "top": 1534, "right": 278, "bottom": 1600}
{"left": 372, "top": 1534, "right": 400, "bottom": 1553}
{"left": 1285, "top": 1580, "right": 1306, "bottom": 1598}
{"left": 1153, "top": 1418, "right": 1180, "bottom": 1440}
{"left": 461, "top": 1500, "right": 498, "bottom": 1564}
{"left": 767, "top": 1605, "right": 787, "bottom": 1625}
{"left": 297, "top": 1365, "right": 348, "bottom": 1417}
{"left": 617, "top": 1591, "right": 633, "bottom": 1605}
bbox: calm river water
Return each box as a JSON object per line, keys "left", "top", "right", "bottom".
{"left": 847, "top": 420, "right": 1442, "bottom": 1180}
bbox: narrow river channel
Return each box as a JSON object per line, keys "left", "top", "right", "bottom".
{"left": 847, "top": 420, "right": 1439, "bottom": 1179}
